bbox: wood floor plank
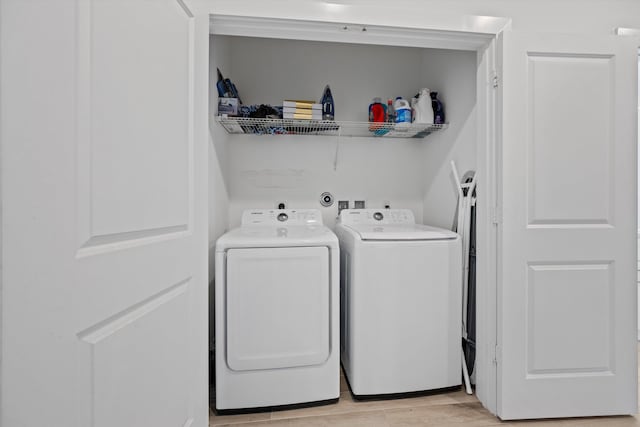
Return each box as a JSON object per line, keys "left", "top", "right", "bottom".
{"left": 210, "top": 410, "right": 271, "bottom": 426}
{"left": 383, "top": 402, "right": 500, "bottom": 427}
{"left": 269, "top": 389, "right": 476, "bottom": 421}
{"left": 215, "top": 410, "right": 389, "bottom": 427}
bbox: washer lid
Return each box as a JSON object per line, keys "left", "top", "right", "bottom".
{"left": 345, "top": 223, "right": 459, "bottom": 241}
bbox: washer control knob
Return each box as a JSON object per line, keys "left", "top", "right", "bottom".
{"left": 277, "top": 213, "right": 288, "bottom": 222}
{"left": 373, "top": 211, "right": 384, "bottom": 221}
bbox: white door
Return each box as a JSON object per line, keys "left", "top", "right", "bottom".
{"left": 1, "top": 1, "right": 208, "bottom": 426}
{"left": 498, "top": 31, "right": 638, "bottom": 419}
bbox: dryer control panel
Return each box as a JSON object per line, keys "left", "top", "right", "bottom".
{"left": 338, "top": 209, "right": 415, "bottom": 225}
{"left": 241, "top": 209, "right": 323, "bottom": 226}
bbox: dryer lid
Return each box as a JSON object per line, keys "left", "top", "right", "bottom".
{"left": 345, "top": 223, "right": 459, "bottom": 241}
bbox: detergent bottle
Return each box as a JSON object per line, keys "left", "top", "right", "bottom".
{"left": 368, "top": 97, "right": 387, "bottom": 131}
{"left": 369, "top": 97, "right": 386, "bottom": 123}
{"left": 386, "top": 99, "right": 396, "bottom": 123}
{"left": 394, "top": 97, "right": 412, "bottom": 125}
{"left": 431, "top": 91, "right": 445, "bottom": 124}
{"left": 413, "top": 88, "right": 434, "bottom": 124}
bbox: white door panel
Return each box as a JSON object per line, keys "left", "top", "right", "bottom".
{"left": 498, "top": 31, "right": 638, "bottom": 419}
{"left": 525, "top": 54, "right": 613, "bottom": 226}
{"left": 77, "top": 280, "right": 192, "bottom": 427}
{"left": 1, "top": 1, "right": 207, "bottom": 426}
{"left": 77, "top": 0, "right": 192, "bottom": 248}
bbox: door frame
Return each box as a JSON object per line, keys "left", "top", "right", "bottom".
{"left": 615, "top": 28, "right": 640, "bottom": 341}
{"left": 204, "top": 11, "right": 510, "bottom": 415}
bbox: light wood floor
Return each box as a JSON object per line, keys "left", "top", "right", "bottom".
{"left": 210, "top": 355, "right": 640, "bottom": 427}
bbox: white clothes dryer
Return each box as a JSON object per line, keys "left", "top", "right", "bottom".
{"left": 214, "top": 209, "right": 339, "bottom": 413}
{"left": 335, "top": 209, "right": 462, "bottom": 398}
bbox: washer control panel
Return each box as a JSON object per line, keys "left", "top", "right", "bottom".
{"left": 339, "top": 209, "right": 415, "bottom": 225}
{"left": 242, "top": 209, "right": 323, "bottom": 226}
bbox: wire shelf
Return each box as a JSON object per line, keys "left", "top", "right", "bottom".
{"left": 216, "top": 117, "right": 448, "bottom": 138}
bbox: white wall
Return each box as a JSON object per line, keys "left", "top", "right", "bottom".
{"left": 420, "top": 49, "right": 478, "bottom": 229}
{"left": 225, "top": 138, "right": 427, "bottom": 228}
{"left": 226, "top": 37, "right": 425, "bottom": 120}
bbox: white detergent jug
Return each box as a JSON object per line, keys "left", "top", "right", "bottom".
{"left": 413, "top": 88, "right": 434, "bottom": 124}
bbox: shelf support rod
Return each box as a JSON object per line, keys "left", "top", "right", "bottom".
{"left": 333, "top": 125, "right": 341, "bottom": 171}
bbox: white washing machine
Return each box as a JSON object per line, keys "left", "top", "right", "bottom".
{"left": 214, "top": 209, "right": 340, "bottom": 413}
{"left": 335, "top": 209, "right": 462, "bottom": 398}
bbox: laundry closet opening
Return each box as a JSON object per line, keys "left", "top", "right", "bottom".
{"left": 207, "top": 15, "right": 500, "bottom": 413}
{"left": 210, "top": 37, "right": 477, "bottom": 226}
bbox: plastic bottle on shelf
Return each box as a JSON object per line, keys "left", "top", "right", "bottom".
{"left": 386, "top": 99, "right": 396, "bottom": 123}
{"left": 413, "top": 88, "right": 434, "bottom": 124}
{"left": 394, "top": 97, "right": 412, "bottom": 125}
{"left": 431, "top": 91, "right": 445, "bottom": 124}
{"left": 369, "top": 97, "right": 386, "bottom": 122}
{"left": 368, "top": 97, "right": 387, "bottom": 131}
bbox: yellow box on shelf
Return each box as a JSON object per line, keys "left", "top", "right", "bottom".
{"left": 282, "top": 111, "right": 323, "bottom": 120}
{"left": 283, "top": 100, "right": 322, "bottom": 110}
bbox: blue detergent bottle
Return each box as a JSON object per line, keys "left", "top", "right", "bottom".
{"left": 394, "top": 97, "right": 412, "bottom": 124}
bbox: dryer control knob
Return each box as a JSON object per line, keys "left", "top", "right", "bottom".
{"left": 373, "top": 212, "right": 384, "bottom": 221}
{"left": 277, "top": 213, "right": 288, "bottom": 222}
